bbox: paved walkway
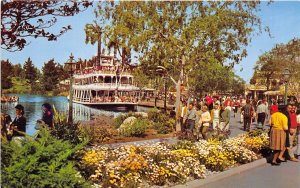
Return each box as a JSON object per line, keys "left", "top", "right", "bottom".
{"left": 201, "top": 158, "right": 300, "bottom": 188}
{"left": 228, "top": 110, "right": 267, "bottom": 137}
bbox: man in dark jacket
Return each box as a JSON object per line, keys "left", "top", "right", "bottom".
{"left": 11, "top": 104, "right": 26, "bottom": 138}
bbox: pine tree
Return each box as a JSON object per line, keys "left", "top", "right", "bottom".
{"left": 23, "top": 57, "right": 37, "bottom": 84}
{"left": 12, "top": 63, "right": 24, "bottom": 78}
{"left": 42, "top": 59, "right": 60, "bottom": 91}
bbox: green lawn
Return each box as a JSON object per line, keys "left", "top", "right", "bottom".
{"left": 3, "top": 77, "right": 31, "bottom": 94}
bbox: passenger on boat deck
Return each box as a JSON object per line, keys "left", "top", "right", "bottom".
{"left": 115, "top": 96, "right": 121, "bottom": 102}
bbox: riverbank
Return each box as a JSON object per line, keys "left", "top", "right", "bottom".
{"left": 2, "top": 77, "right": 68, "bottom": 96}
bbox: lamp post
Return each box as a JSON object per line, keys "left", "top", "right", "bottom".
{"left": 282, "top": 68, "right": 291, "bottom": 105}
{"left": 65, "top": 53, "right": 77, "bottom": 124}
{"left": 156, "top": 67, "right": 168, "bottom": 112}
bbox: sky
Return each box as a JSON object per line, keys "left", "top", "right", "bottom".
{"left": 1, "top": 1, "right": 300, "bottom": 83}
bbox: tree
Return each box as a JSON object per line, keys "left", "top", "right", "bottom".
{"left": 1, "top": 59, "right": 13, "bottom": 89}
{"left": 85, "top": 23, "right": 103, "bottom": 66}
{"left": 23, "top": 58, "right": 37, "bottom": 84}
{"left": 251, "top": 38, "right": 300, "bottom": 97}
{"left": 56, "top": 63, "right": 69, "bottom": 81}
{"left": 1, "top": 1, "right": 92, "bottom": 51}
{"left": 132, "top": 67, "right": 149, "bottom": 99}
{"left": 94, "top": 1, "right": 265, "bottom": 130}
{"left": 12, "top": 63, "right": 24, "bottom": 78}
{"left": 42, "top": 59, "right": 60, "bottom": 91}
{"left": 230, "top": 75, "right": 246, "bottom": 95}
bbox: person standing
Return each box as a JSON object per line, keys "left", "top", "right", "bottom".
{"left": 199, "top": 105, "right": 211, "bottom": 140}
{"left": 224, "top": 97, "right": 233, "bottom": 111}
{"left": 278, "top": 104, "right": 293, "bottom": 162}
{"left": 256, "top": 99, "right": 269, "bottom": 129}
{"left": 220, "top": 104, "right": 230, "bottom": 131}
{"left": 210, "top": 104, "right": 220, "bottom": 130}
{"left": 10, "top": 104, "right": 27, "bottom": 141}
{"left": 195, "top": 105, "right": 203, "bottom": 140}
{"left": 270, "top": 101, "right": 279, "bottom": 114}
{"left": 269, "top": 105, "right": 288, "bottom": 166}
{"left": 176, "top": 101, "right": 187, "bottom": 132}
{"left": 241, "top": 99, "right": 254, "bottom": 132}
{"left": 286, "top": 105, "right": 299, "bottom": 162}
{"left": 295, "top": 109, "right": 300, "bottom": 158}
{"left": 184, "top": 104, "right": 197, "bottom": 137}
{"left": 41, "top": 103, "right": 54, "bottom": 128}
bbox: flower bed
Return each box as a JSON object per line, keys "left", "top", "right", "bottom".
{"left": 78, "top": 131, "right": 269, "bottom": 187}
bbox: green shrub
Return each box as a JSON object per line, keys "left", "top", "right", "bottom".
{"left": 85, "top": 124, "right": 117, "bottom": 144}
{"left": 148, "top": 108, "right": 159, "bottom": 122}
{"left": 151, "top": 113, "right": 175, "bottom": 134}
{"left": 1, "top": 127, "right": 90, "bottom": 188}
{"left": 153, "top": 119, "right": 174, "bottom": 134}
{"left": 51, "top": 106, "right": 90, "bottom": 145}
{"left": 113, "top": 114, "right": 127, "bottom": 129}
{"left": 120, "top": 118, "right": 149, "bottom": 137}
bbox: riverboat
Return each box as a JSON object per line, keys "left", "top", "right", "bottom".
{"left": 72, "top": 54, "right": 154, "bottom": 109}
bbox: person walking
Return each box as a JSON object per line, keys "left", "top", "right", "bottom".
{"left": 269, "top": 105, "right": 288, "bottom": 166}
{"left": 256, "top": 99, "right": 268, "bottom": 129}
{"left": 199, "top": 105, "right": 211, "bottom": 140}
{"left": 233, "top": 99, "right": 240, "bottom": 118}
{"left": 210, "top": 104, "right": 220, "bottom": 130}
{"left": 241, "top": 99, "right": 254, "bottom": 132}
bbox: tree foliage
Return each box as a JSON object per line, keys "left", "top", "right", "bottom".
{"left": 95, "top": 1, "right": 263, "bottom": 70}
{"left": 1, "top": 0, "right": 92, "bottom": 51}
{"left": 1, "top": 59, "right": 13, "bottom": 89}
{"left": 41, "top": 59, "right": 61, "bottom": 91}
{"left": 12, "top": 63, "right": 24, "bottom": 78}
{"left": 252, "top": 38, "right": 300, "bottom": 95}
{"left": 85, "top": 23, "right": 103, "bottom": 66}
{"left": 23, "top": 57, "right": 37, "bottom": 84}
{"left": 91, "top": 1, "right": 264, "bottom": 99}
{"left": 132, "top": 67, "right": 149, "bottom": 90}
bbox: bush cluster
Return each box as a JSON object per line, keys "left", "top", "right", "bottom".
{"left": 148, "top": 108, "right": 174, "bottom": 134}
{"left": 120, "top": 118, "right": 149, "bottom": 137}
{"left": 113, "top": 112, "right": 143, "bottom": 129}
{"left": 51, "top": 107, "right": 89, "bottom": 145}
{"left": 1, "top": 127, "right": 89, "bottom": 188}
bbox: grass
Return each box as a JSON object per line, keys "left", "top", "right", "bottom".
{"left": 3, "top": 77, "right": 31, "bottom": 94}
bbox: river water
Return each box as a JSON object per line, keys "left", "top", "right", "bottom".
{"left": 1, "top": 94, "right": 150, "bottom": 136}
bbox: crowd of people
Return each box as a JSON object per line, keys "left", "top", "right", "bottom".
{"left": 176, "top": 95, "right": 300, "bottom": 165}
{"left": 91, "top": 95, "right": 139, "bottom": 103}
